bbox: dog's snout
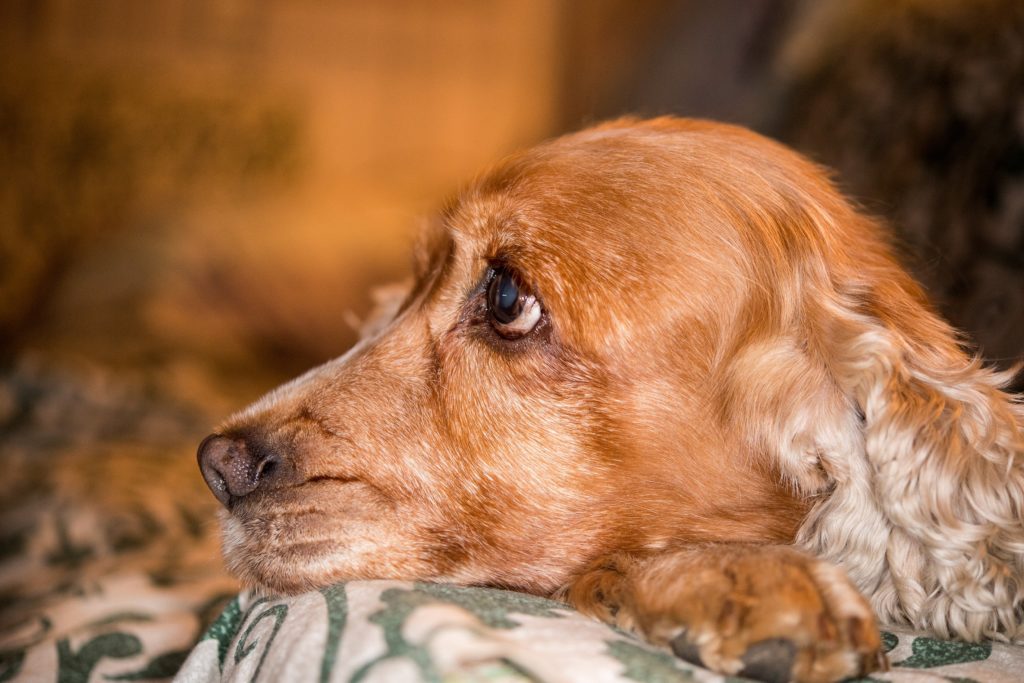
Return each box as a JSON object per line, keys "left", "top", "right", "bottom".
{"left": 197, "top": 433, "right": 283, "bottom": 507}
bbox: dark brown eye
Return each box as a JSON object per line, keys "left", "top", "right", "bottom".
{"left": 486, "top": 267, "right": 542, "bottom": 337}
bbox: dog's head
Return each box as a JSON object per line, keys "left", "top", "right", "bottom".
{"left": 197, "top": 117, "right": 1017, "bottom": 597}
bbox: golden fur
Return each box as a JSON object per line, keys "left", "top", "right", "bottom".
{"left": 200, "top": 118, "right": 1024, "bottom": 682}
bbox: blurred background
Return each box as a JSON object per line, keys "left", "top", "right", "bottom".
{"left": 2, "top": 0, "right": 1022, "bottom": 412}
{"left": 1, "top": 0, "right": 1023, "bottom": 618}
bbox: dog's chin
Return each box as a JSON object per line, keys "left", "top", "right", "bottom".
{"left": 228, "top": 561, "right": 323, "bottom": 596}
{"left": 216, "top": 507, "right": 440, "bottom": 594}
{"left": 217, "top": 510, "right": 370, "bottom": 593}
{"left": 218, "top": 512, "right": 329, "bottom": 593}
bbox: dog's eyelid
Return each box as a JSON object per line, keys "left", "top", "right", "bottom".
{"left": 484, "top": 252, "right": 534, "bottom": 284}
{"left": 481, "top": 259, "right": 543, "bottom": 304}
{"left": 483, "top": 263, "right": 545, "bottom": 339}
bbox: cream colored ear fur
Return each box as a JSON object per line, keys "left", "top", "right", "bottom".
{"left": 723, "top": 195, "right": 1024, "bottom": 642}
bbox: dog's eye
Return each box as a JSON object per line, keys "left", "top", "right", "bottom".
{"left": 486, "top": 267, "right": 542, "bottom": 337}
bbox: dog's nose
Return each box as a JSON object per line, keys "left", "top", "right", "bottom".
{"left": 197, "top": 434, "right": 282, "bottom": 507}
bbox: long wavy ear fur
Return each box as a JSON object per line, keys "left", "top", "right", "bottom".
{"left": 719, "top": 173, "right": 1024, "bottom": 642}
{"left": 807, "top": 266, "right": 1024, "bottom": 641}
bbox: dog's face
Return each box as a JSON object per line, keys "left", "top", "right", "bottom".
{"left": 198, "top": 118, "right": 845, "bottom": 594}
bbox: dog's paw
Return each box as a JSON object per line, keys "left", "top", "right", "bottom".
{"left": 626, "top": 546, "right": 886, "bottom": 683}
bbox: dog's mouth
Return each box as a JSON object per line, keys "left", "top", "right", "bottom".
{"left": 215, "top": 478, "right": 438, "bottom": 592}
{"left": 218, "top": 506, "right": 371, "bottom": 592}
{"left": 223, "top": 475, "right": 370, "bottom": 513}
{"left": 220, "top": 478, "right": 391, "bottom": 547}
{"left": 219, "top": 514, "right": 340, "bottom": 592}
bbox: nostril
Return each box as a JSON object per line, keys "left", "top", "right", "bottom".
{"left": 258, "top": 455, "right": 278, "bottom": 481}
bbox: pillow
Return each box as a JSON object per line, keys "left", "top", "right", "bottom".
{"left": 177, "top": 580, "right": 697, "bottom": 683}
{"left": 176, "top": 581, "right": 1024, "bottom": 683}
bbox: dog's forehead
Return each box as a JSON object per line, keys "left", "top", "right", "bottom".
{"left": 414, "top": 120, "right": 837, "bottom": 354}
{"left": 415, "top": 125, "right": 750, "bottom": 352}
{"left": 442, "top": 120, "right": 795, "bottom": 247}
{"left": 443, "top": 132, "right": 689, "bottom": 259}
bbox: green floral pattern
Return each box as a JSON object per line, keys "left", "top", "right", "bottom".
{"left": 173, "top": 584, "right": 1024, "bottom": 683}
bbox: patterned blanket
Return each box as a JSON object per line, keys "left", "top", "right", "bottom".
{"left": 6, "top": 577, "right": 1024, "bottom": 683}
{"left": 177, "top": 583, "right": 1024, "bottom": 683}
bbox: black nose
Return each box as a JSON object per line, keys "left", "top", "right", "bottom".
{"left": 197, "top": 434, "right": 283, "bottom": 507}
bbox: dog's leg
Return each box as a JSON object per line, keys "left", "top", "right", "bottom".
{"left": 562, "top": 544, "right": 886, "bottom": 683}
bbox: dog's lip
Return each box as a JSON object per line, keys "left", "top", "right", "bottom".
{"left": 225, "top": 476, "right": 380, "bottom": 518}
{"left": 303, "top": 474, "right": 362, "bottom": 487}
{"left": 226, "top": 502, "right": 329, "bottom": 519}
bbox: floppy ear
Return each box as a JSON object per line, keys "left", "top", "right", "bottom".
{"left": 757, "top": 205, "right": 1024, "bottom": 643}
{"left": 719, "top": 196, "right": 1023, "bottom": 641}
{"left": 794, "top": 216, "right": 1024, "bottom": 642}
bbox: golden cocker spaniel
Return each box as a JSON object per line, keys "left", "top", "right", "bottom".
{"left": 198, "top": 118, "right": 1024, "bottom": 683}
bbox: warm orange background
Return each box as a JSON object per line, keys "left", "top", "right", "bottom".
{"left": 1, "top": 0, "right": 763, "bottom": 408}
{"left": 2, "top": 0, "right": 1019, "bottom": 411}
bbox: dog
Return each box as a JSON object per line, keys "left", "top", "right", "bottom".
{"left": 197, "top": 117, "right": 1024, "bottom": 683}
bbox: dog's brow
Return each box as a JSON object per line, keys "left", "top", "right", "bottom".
{"left": 413, "top": 215, "right": 456, "bottom": 281}
{"left": 439, "top": 194, "right": 461, "bottom": 221}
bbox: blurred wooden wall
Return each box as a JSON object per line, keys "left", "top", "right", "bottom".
{"left": 2, "top": 0, "right": 562, "bottom": 195}
{"left": 3, "top": 1, "right": 796, "bottom": 400}
{"left": 0, "top": 0, "right": 571, "bottom": 398}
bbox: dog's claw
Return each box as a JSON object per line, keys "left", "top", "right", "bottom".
{"left": 668, "top": 630, "right": 704, "bottom": 667}
{"left": 738, "top": 638, "right": 796, "bottom": 683}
